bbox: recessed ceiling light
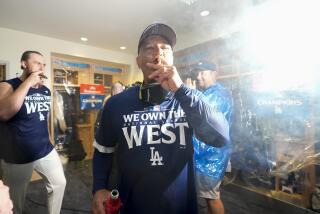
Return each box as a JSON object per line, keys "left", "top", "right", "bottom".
{"left": 80, "top": 37, "right": 88, "bottom": 42}
{"left": 180, "top": 0, "right": 198, "bottom": 5}
{"left": 200, "top": 10, "right": 210, "bottom": 16}
{"left": 120, "top": 46, "right": 126, "bottom": 50}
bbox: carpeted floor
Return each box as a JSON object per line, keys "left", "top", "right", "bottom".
{"left": 25, "top": 161, "right": 92, "bottom": 214}
{"left": 24, "top": 160, "right": 318, "bottom": 214}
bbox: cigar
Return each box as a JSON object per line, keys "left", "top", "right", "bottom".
{"left": 39, "top": 74, "right": 48, "bottom": 79}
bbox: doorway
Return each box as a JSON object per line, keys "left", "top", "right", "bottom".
{"left": 0, "top": 62, "right": 6, "bottom": 178}
{"left": 0, "top": 63, "right": 6, "bottom": 81}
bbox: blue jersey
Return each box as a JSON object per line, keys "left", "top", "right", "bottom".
{"left": 93, "top": 84, "right": 230, "bottom": 214}
{"left": 2, "top": 78, "right": 53, "bottom": 164}
{"left": 193, "top": 83, "right": 233, "bottom": 180}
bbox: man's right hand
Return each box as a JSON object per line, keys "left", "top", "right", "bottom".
{"left": 92, "top": 189, "right": 110, "bottom": 214}
{"left": 26, "top": 71, "right": 45, "bottom": 87}
{"left": 147, "top": 61, "right": 183, "bottom": 92}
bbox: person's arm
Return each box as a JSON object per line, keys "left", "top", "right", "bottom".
{"left": 92, "top": 149, "right": 113, "bottom": 193}
{"left": 92, "top": 149, "right": 113, "bottom": 214}
{"left": 0, "top": 72, "right": 43, "bottom": 121}
{"left": 174, "top": 84, "right": 230, "bottom": 147}
{"left": 147, "top": 63, "right": 229, "bottom": 147}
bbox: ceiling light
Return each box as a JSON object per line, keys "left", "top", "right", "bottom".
{"left": 200, "top": 10, "right": 210, "bottom": 17}
{"left": 180, "top": 0, "right": 198, "bottom": 5}
{"left": 120, "top": 46, "right": 126, "bottom": 50}
{"left": 80, "top": 37, "right": 88, "bottom": 42}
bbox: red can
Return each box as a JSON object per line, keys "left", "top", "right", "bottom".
{"left": 105, "top": 189, "right": 122, "bottom": 214}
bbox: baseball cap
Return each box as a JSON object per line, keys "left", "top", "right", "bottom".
{"left": 138, "top": 23, "right": 177, "bottom": 53}
{"left": 191, "top": 61, "right": 217, "bottom": 72}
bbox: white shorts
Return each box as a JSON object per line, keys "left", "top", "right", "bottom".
{"left": 195, "top": 172, "right": 222, "bottom": 199}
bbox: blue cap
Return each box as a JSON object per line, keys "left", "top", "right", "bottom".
{"left": 192, "top": 61, "right": 217, "bottom": 72}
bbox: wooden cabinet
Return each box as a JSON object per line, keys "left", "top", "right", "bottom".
{"left": 53, "top": 69, "right": 89, "bottom": 86}
{"left": 0, "top": 64, "right": 6, "bottom": 81}
{"left": 51, "top": 53, "right": 129, "bottom": 160}
{"left": 94, "top": 73, "right": 113, "bottom": 87}
{"left": 75, "top": 124, "right": 94, "bottom": 159}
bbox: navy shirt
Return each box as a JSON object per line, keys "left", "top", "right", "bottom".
{"left": 93, "top": 85, "right": 230, "bottom": 214}
{"left": 2, "top": 78, "right": 53, "bottom": 164}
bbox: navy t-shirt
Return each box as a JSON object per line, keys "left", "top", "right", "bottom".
{"left": 2, "top": 78, "right": 53, "bottom": 164}
{"left": 93, "top": 85, "right": 230, "bottom": 214}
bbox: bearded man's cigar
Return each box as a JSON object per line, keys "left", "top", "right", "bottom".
{"left": 39, "top": 74, "right": 48, "bottom": 79}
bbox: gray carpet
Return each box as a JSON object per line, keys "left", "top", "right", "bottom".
{"left": 25, "top": 161, "right": 92, "bottom": 214}
{"left": 23, "top": 160, "right": 317, "bottom": 214}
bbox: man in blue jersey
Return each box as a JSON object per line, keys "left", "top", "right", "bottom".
{"left": 92, "top": 23, "right": 230, "bottom": 214}
{"left": 192, "top": 61, "right": 233, "bottom": 214}
{"left": 0, "top": 51, "right": 66, "bottom": 214}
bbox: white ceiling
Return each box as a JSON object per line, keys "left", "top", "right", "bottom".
{"left": 0, "top": 0, "right": 253, "bottom": 54}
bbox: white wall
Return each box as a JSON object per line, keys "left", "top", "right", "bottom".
{"left": 0, "top": 27, "right": 142, "bottom": 85}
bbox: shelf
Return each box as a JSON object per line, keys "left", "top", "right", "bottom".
{"left": 218, "top": 71, "right": 257, "bottom": 79}
{"left": 75, "top": 123, "right": 91, "bottom": 128}
{"left": 270, "top": 190, "right": 304, "bottom": 207}
{"left": 93, "top": 72, "right": 113, "bottom": 87}
{"left": 53, "top": 84, "right": 80, "bottom": 87}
